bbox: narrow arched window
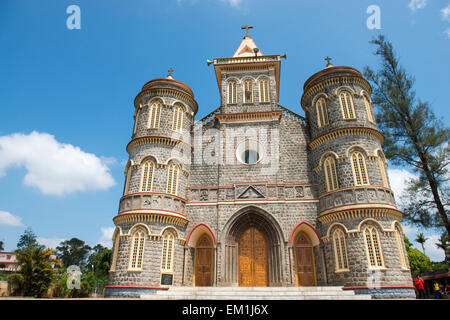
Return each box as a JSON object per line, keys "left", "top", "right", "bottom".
{"left": 339, "top": 91, "right": 356, "bottom": 119}
{"left": 227, "top": 81, "right": 237, "bottom": 104}
{"left": 161, "top": 232, "right": 175, "bottom": 272}
{"left": 110, "top": 232, "right": 120, "bottom": 272}
{"left": 395, "top": 227, "right": 408, "bottom": 269}
{"left": 128, "top": 229, "right": 146, "bottom": 271}
{"left": 172, "top": 106, "right": 183, "bottom": 132}
{"left": 148, "top": 102, "right": 162, "bottom": 129}
{"left": 363, "top": 95, "right": 375, "bottom": 123}
{"left": 333, "top": 229, "right": 349, "bottom": 271}
{"left": 324, "top": 156, "right": 338, "bottom": 191}
{"left": 377, "top": 151, "right": 389, "bottom": 188}
{"left": 363, "top": 225, "right": 384, "bottom": 268}
{"left": 259, "top": 79, "right": 270, "bottom": 103}
{"left": 166, "top": 163, "right": 180, "bottom": 195}
{"left": 123, "top": 166, "right": 132, "bottom": 195}
{"left": 132, "top": 108, "right": 140, "bottom": 136}
{"left": 243, "top": 80, "right": 253, "bottom": 103}
{"left": 140, "top": 160, "right": 155, "bottom": 192}
{"left": 351, "top": 151, "right": 369, "bottom": 185}
{"left": 316, "top": 98, "right": 329, "bottom": 128}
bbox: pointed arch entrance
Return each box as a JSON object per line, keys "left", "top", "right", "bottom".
{"left": 293, "top": 232, "right": 316, "bottom": 286}
{"left": 222, "top": 206, "right": 284, "bottom": 286}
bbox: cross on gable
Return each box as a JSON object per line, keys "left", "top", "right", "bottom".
{"left": 241, "top": 23, "right": 253, "bottom": 37}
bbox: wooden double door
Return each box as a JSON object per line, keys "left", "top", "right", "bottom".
{"left": 294, "top": 232, "right": 316, "bottom": 286}
{"left": 238, "top": 227, "right": 268, "bottom": 286}
{"left": 194, "top": 234, "right": 213, "bottom": 286}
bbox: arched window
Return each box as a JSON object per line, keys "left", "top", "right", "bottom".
{"left": 132, "top": 108, "right": 140, "bottom": 135}
{"left": 140, "top": 160, "right": 155, "bottom": 192}
{"left": 123, "top": 166, "right": 132, "bottom": 195}
{"left": 161, "top": 232, "right": 175, "bottom": 272}
{"left": 339, "top": 91, "right": 356, "bottom": 119}
{"left": 395, "top": 227, "right": 408, "bottom": 269}
{"left": 148, "top": 102, "right": 162, "bottom": 129}
{"left": 363, "top": 95, "right": 375, "bottom": 123}
{"left": 227, "top": 81, "right": 237, "bottom": 104}
{"left": 377, "top": 152, "right": 389, "bottom": 188}
{"left": 363, "top": 225, "right": 384, "bottom": 268}
{"left": 351, "top": 151, "right": 369, "bottom": 185}
{"left": 172, "top": 105, "right": 183, "bottom": 132}
{"left": 259, "top": 79, "right": 270, "bottom": 103}
{"left": 333, "top": 229, "right": 349, "bottom": 272}
{"left": 316, "top": 98, "right": 329, "bottom": 128}
{"left": 110, "top": 232, "right": 120, "bottom": 272}
{"left": 128, "top": 229, "right": 146, "bottom": 271}
{"left": 324, "top": 156, "right": 338, "bottom": 191}
{"left": 243, "top": 80, "right": 253, "bottom": 103}
{"left": 166, "top": 163, "right": 180, "bottom": 195}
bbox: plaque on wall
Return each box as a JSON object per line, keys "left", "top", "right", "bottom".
{"left": 161, "top": 273, "right": 173, "bottom": 285}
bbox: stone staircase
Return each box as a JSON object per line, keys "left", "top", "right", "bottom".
{"left": 141, "top": 286, "right": 372, "bottom": 300}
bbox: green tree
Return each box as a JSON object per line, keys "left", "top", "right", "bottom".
{"left": 8, "top": 245, "right": 61, "bottom": 297}
{"left": 87, "top": 244, "right": 112, "bottom": 294}
{"left": 17, "top": 227, "right": 38, "bottom": 250}
{"left": 56, "top": 238, "right": 91, "bottom": 270}
{"left": 415, "top": 233, "right": 428, "bottom": 255}
{"left": 404, "top": 237, "right": 431, "bottom": 275}
{"left": 0, "top": 240, "right": 4, "bottom": 251}
{"left": 364, "top": 35, "right": 450, "bottom": 238}
{"left": 436, "top": 232, "right": 450, "bottom": 263}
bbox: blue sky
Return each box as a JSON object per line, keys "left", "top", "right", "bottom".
{"left": 0, "top": 0, "right": 449, "bottom": 261}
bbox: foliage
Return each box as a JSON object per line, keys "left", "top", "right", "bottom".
{"left": 364, "top": 35, "right": 450, "bottom": 238}
{"left": 87, "top": 244, "right": 111, "bottom": 294}
{"left": 415, "top": 233, "right": 428, "bottom": 255}
{"left": 8, "top": 244, "right": 61, "bottom": 297}
{"left": 435, "top": 232, "right": 450, "bottom": 263}
{"left": 405, "top": 236, "right": 431, "bottom": 275}
{"left": 17, "top": 227, "right": 38, "bottom": 250}
{"left": 52, "top": 270, "right": 96, "bottom": 298}
{"left": 0, "top": 240, "right": 4, "bottom": 251}
{"left": 56, "top": 238, "right": 91, "bottom": 271}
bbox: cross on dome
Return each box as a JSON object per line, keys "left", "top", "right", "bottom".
{"left": 241, "top": 23, "right": 253, "bottom": 38}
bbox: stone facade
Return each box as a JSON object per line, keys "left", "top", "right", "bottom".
{"left": 105, "top": 35, "right": 415, "bottom": 299}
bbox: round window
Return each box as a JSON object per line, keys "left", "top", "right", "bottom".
{"left": 236, "top": 140, "right": 264, "bottom": 165}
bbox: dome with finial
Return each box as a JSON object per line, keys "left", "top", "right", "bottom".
{"left": 141, "top": 68, "right": 194, "bottom": 97}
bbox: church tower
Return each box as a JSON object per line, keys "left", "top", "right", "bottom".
{"left": 105, "top": 70, "right": 198, "bottom": 297}
{"left": 302, "top": 59, "right": 415, "bottom": 298}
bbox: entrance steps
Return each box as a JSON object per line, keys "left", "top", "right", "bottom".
{"left": 141, "top": 286, "right": 372, "bottom": 300}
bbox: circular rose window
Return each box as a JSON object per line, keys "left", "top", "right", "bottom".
{"left": 236, "top": 140, "right": 264, "bottom": 165}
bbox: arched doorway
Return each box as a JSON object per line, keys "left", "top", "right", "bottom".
{"left": 194, "top": 234, "right": 213, "bottom": 286}
{"left": 238, "top": 227, "right": 268, "bottom": 286}
{"left": 294, "top": 232, "right": 316, "bottom": 286}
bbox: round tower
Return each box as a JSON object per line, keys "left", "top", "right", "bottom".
{"left": 105, "top": 71, "right": 197, "bottom": 297}
{"left": 302, "top": 61, "right": 415, "bottom": 299}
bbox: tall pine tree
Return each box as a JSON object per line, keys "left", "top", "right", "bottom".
{"left": 364, "top": 35, "right": 449, "bottom": 238}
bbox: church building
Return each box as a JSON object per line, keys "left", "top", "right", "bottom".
{"left": 104, "top": 25, "right": 415, "bottom": 299}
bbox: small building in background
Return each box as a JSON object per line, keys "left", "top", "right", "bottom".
{"left": 0, "top": 252, "right": 19, "bottom": 273}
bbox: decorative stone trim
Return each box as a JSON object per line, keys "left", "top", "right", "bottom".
{"left": 301, "top": 76, "right": 371, "bottom": 110}
{"left": 275, "top": 104, "right": 307, "bottom": 125}
{"left": 113, "top": 210, "right": 189, "bottom": 227}
{"left": 216, "top": 110, "right": 282, "bottom": 124}
{"left": 318, "top": 206, "right": 403, "bottom": 225}
{"left": 309, "top": 127, "right": 384, "bottom": 150}
{"left": 127, "top": 135, "right": 192, "bottom": 154}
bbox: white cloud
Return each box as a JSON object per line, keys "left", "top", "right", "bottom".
{"left": 99, "top": 227, "right": 115, "bottom": 248}
{"left": 0, "top": 211, "right": 24, "bottom": 227}
{"left": 220, "top": 0, "right": 243, "bottom": 7}
{"left": 444, "top": 28, "right": 450, "bottom": 39}
{"left": 408, "top": 0, "right": 427, "bottom": 11}
{"left": 177, "top": 0, "right": 243, "bottom": 7}
{"left": 387, "top": 168, "right": 417, "bottom": 204}
{"left": 37, "top": 237, "right": 66, "bottom": 250}
{"left": 441, "top": 4, "right": 450, "bottom": 21}
{"left": 0, "top": 131, "right": 116, "bottom": 196}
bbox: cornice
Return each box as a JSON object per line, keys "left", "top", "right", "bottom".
{"left": 113, "top": 210, "right": 189, "bottom": 227}
{"left": 216, "top": 110, "right": 282, "bottom": 124}
{"left": 127, "top": 135, "right": 192, "bottom": 154}
{"left": 308, "top": 127, "right": 384, "bottom": 150}
{"left": 318, "top": 205, "right": 402, "bottom": 225}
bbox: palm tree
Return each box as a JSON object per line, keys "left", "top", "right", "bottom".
{"left": 8, "top": 244, "right": 61, "bottom": 297}
{"left": 435, "top": 233, "right": 449, "bottom": 263}
{"left": 415, "top": 233, "right": 429, "bottom": 255}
